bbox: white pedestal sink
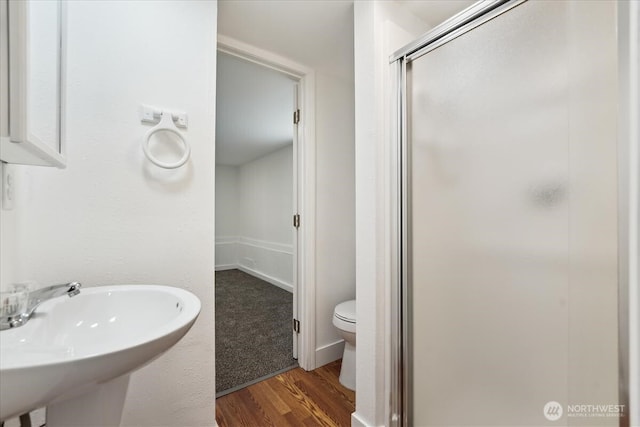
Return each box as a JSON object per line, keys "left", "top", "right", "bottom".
{"left": 0, "top": 285, "right": 201, "bottom": 426}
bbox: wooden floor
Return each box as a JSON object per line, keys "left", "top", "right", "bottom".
{"left": 216, "top": 359, "right": 355, "bottom": 427}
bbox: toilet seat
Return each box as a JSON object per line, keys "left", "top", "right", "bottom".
{"left": 333, "top": 300, "right": 356, "bottom": 333}
{"left": 332, "top": 299, "right": 356, "bottom": 390}
{"left": 334, "top": 300, "right": 356, "bottom": 322}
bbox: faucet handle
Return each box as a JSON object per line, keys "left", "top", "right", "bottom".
{"left": 67, "top": 282, "right": 82, "bottom": 296}
{"left": 1, "top": 281, "right": 82, "bottom": 330}
{"left": 0, "top": 289, "right": 28, "bottom": 318}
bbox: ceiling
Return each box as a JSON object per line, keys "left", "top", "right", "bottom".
{"left": 215, "top": 0, "right": 476, "bottom": 167}
{"left": 217, "top": 0, "right": 354, "bottom": 79}
{"left": 395, "top": 0, "right": 476, "bottom": 28}
{"left": 216, "top": 52, "right": 295, "bottom": 166}
{"left": 217, "top": 0, "right": 476, "bottom": 69}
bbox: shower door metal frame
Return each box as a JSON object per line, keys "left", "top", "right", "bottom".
{"left": 616, "top": 1, "right": 639, "bottom": 425}
{"left": 388, "top": 0, "right": 632, "bottom": 425}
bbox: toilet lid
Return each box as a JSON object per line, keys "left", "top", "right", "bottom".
{"left": 334, "top": 300, "right": 356, "bottom": 323}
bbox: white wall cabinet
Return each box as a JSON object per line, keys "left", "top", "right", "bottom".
{"left": 0, "top": 0, "right": 66, "bottom": 168}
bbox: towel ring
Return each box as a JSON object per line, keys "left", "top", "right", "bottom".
{"left": 142, "top": 112, "right": 191, "bottom": 169}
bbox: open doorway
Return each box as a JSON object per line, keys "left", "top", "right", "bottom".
{"left": 214, "top": 45, "right": 303, "bottom": 396}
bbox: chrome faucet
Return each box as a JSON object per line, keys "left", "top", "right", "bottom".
{"left": 0, "top": 282, "right": 81, "bottom": 330}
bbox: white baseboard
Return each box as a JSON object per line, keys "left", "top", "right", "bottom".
{"left": 351, "top": 411, "right": 376, "bottom": 427}
{"left": 215, "top": 264, "right": 237, "bottom": 271}
{"left": 215, "top": 236, "right": 293, "bottom": 290}
{"left": 215, "top": 238, "right": 238, "bottom": 270}
{"left": 237, "top": 265, "right": 293, "bottom": 293}
{"left": 315, "top": 339, "right": 344, "bottom": 368}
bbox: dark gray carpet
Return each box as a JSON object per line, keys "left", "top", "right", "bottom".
{"left": 215, "top": 269, "right": 297, "bottom": 395}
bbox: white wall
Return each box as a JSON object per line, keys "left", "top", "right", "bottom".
{"left": 215, "top": 165, "right": 239, "bottom": 238}
{"left": 237, "top": 145, "right": 293, "bottom": 289}
{"left": 0, "top": 165, "right": 18, "bottom": 290}
{"left": 314, "top": 71, "right": 356, "bottom": 366}
{"left": 239, "top": 145, "right": 292, "bottom": 247}
{"left": 353, "top": 2, "right": 429, "bottom": 426}
{"left": 215, "top": 164, "right": 239, "bottom": 269}
{"left": 0, "top": 1, "right": 217, "bottom": 426}
{"left": 215, "top": 145, "right": 294, "bottom": 291}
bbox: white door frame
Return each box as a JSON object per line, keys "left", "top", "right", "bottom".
{"left": 216, "top": 34, "right": 317, "bottom": 371}
{"left": 618, "top": 1, "right": 640, "bottom": 423}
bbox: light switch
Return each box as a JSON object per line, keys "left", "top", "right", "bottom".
{"left": 2, "top": 162, "right": 14, "bottom": 211}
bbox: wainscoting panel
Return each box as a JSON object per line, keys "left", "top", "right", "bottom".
{"left": 215, "top": 236, "right": 293, "bottom": 292}
{"left": 215, "top": 236, "right": 238, "bottom": 271}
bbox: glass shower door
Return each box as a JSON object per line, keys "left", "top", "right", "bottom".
{"left": 404, "top": 1, "right": 619, "bottom": 425}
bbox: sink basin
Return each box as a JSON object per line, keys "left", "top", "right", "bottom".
{"left": 0, "top": 284, "right": 200, "bottom": 423}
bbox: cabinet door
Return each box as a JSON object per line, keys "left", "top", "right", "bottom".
{"left": 0, "top": 0, "right": 66, "bottom": 168}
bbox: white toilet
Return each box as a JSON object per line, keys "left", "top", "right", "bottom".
{"left": 333, "top": 299, "right": 356, "bottom": 390}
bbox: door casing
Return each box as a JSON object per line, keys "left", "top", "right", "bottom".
{"left": 216, "top": 34, "right": 318, "bottom": 371}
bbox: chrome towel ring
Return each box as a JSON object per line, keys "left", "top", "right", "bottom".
{"left": 142, "top": 111, "right": 191, "bottom": 169}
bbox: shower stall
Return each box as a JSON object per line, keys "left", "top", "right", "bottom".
{"left": 391, "top": 0, "right": 635, "bottom": 425}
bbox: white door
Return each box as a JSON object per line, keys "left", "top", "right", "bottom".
{"left": 292, "top": 82, "right": 300, "bottom": 360}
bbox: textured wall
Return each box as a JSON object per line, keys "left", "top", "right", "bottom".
{"left": 0, "top": 165, "right": 18, "bottom": 291}
{"left": 0, "top": 1, "right": 218, "bottom": 425}
{"left": 353, "top": 2, "right": 429, "bottom": 425}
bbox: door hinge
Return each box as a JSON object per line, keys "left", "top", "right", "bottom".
{"left": 293, "top": 109, "right": 300, "bottom": 125}
{"left": 293, "top": 318, "right": 300, "bottom": 334}
{"left": 293, "top": 213, "right": 300, "bottom": 228}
